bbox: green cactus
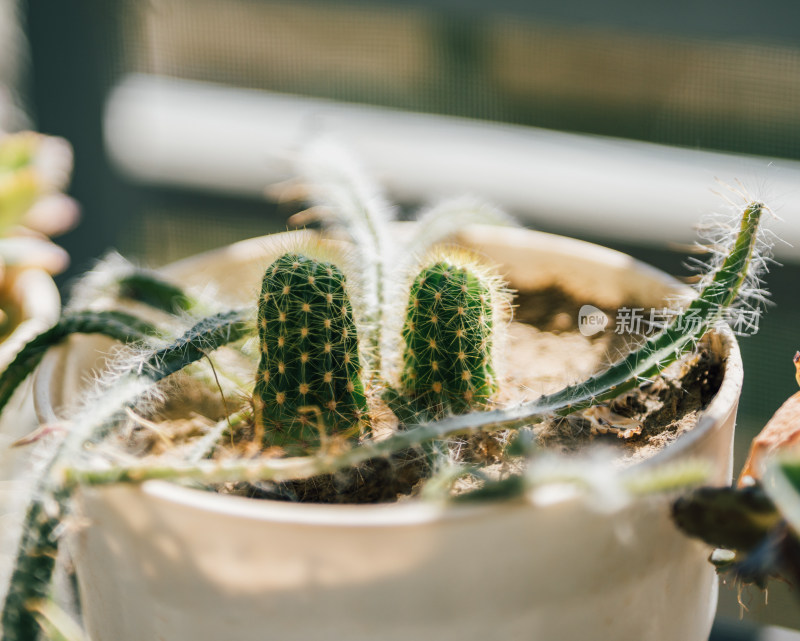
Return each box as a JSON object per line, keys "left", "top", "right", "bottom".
{"left": 253, "top": 253, "right": 369, "bottom": 452}
{"left": 400, "top": 258, "right": 502, "bottom": 417}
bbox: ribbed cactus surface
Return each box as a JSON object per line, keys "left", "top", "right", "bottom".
{"left": 400, "top": 259, "right": 498, "bottom": 417}
{"left": 254, "top": 253, "right": 368, "bottom": 451}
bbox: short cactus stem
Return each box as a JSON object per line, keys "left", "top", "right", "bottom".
{"left": 254, "top": 253, "right": 369, "bottom": 452}
{"left": 400, "top": 257, "right": 503, "bottom": 417}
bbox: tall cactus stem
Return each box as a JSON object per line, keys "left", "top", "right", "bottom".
{"left": 253, "top": 253, "right": 369, "bottom": 453}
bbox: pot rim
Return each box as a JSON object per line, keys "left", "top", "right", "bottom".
{"left": 38, "top": 226, "right": 742, "bottom": 525}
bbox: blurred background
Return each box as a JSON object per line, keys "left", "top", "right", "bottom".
{"left": 4, "top": 0, "right": 800, "bottom": 637}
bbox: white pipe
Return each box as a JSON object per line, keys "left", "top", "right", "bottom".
{"left": 104, "top": 74, "right": 800, "bottom": 259}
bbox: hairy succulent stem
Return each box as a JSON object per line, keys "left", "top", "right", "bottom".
{"left": 357, "top": 199, "right": 388, "bottom": 375}
{"left": 116, "top": 271, "right": 198, "bottom": 315}
{"left": 1, "top": 491, "right": 69, "bottom": 641}
{"left": 0, "top": 201, "right": 766, "bottom": 639}
{"left": 0, "top": 310, "right": 162, "bottom": 416}
{"left": 68, "top": 255, "right": 205, "bottom": 318}
{"left": 297, "top": 141, "right": 391, "bottom": 375}
{"left": 71, "top": 310, "right": 251, "bottom": 453}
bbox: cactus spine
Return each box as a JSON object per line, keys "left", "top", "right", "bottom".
{"left": 254, "top": 253, "right": 368, "bottom": 451}
{"left": 400, "top": 258, "right": 502, "bottom": 417}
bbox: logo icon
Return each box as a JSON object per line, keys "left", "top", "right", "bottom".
{"left": 578, "top": 305, "right": 608, "bottom": 337}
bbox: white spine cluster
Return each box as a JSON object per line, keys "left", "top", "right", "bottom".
{"left": 296, "top": 138, "right": 393, "bottom": 368}
{"left": 689, "top": 187, "right": 777, "bottom": 335}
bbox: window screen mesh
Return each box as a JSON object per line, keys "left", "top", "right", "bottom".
{"left": 125, "top": 0, "right": 800, "bottom": 159}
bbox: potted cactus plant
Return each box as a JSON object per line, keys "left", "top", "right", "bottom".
{"left": 0, "top": 142, "right": 774, "bottom": 641}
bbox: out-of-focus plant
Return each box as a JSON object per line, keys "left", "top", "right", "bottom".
{"left": 0, "top": 131, "right": 78, "bottom": 330}
{"left": 0, "top": 131, "right": 77, "bottom": 263}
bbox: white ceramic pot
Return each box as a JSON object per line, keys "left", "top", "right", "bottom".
{"left": 34, "top": 226, "right": 742, "bottom": 641}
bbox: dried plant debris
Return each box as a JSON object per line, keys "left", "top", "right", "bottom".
{"left": 224, "top": 450, "right": 428, "bottom": 504}
{"left": 534, "top": 341, "right": 722, "bottom": 464}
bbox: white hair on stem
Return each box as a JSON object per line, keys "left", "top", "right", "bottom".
{"left": 66, "top": 252, "right": 139, "bottom": 312}
{"left": 0, "top": 172, "right": 775, "bottom": 636}
{"left": 689, "top": 183, "right": 778, "bottom": 335}
{"left": 295, "top": 138, "right": 394, "bottom": 376}
{"left": 402, "top": 195, "right": 513, "bottom": 273}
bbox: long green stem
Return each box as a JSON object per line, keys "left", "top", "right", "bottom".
{"left": 1, "top": 492, "right": 68, "bottom": 641}
{"left": 0, "top": 310, "right": 162, "bottom": 416}
{"left": 64, "top": 310, "right": 252, "bottom": 455}
{"left": 340, "top": 186, "right": 387, "bottom": 376}
{"left": 300, "top": 142, "right": 391, "bottom": 376}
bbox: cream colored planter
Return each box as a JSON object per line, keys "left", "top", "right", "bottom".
{"left": 34, "top": 227, "right": 742, "bottom": 641}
